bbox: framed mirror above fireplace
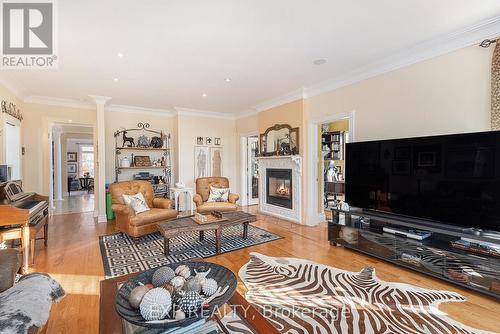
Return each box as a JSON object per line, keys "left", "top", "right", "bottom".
{"left": 260, "top": 124, "right": 299, "bottom": 156}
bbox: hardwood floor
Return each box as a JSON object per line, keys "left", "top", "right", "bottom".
{"left": 33, "top": 206, "right": 500, "bottom": 333}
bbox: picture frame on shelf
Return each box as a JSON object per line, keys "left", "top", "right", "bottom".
{"left": 67, "top": 163, "right": 77, "bottom": 173}
{"left": 196, "top": 137, "right": 204, "bottom": 145}
{"left": 67, "top": 152, "right": 77, "bottom": 162}
{"left": 194, "top": 146, "right": 210, "bottom": 178}
{"left": 134, "top": 156, "right": 152, "bottom": 167}
{"left": 210, "top": 147, "right": 223, "bottom": 177}
{"left": 214, "top": 137, "right": 221, "bottom": 146}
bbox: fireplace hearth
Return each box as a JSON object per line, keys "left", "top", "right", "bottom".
{"left": 266, "top": 168, "right": 292, "bottom": 209}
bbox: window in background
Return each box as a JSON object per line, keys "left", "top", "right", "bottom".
{"left": 79, "top": 145, "right": 94, "bottom": 177}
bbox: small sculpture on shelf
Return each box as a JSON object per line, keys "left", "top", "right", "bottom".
{"left": 122, "top": 131, "right": 135, "bottom": 147}
{"left": 137, "top": 135, "right": 150, "bottom": 148}
{"left": 150, "top": 136, "right": 163, "bottom": 148}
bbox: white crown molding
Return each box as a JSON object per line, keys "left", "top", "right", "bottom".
{"left": 234, "top": 108, "right": 259, "bottom": 120}
{"left": 252, "top": 87, "right": 306, "bottom": 113}
{"left": 106, "top": 104, "right": 176, "bottom": 117}
{"left": 24, "top": 95, "right": 95, "bottom": 110}
{"left": 0, "top": 76, "right": 29, "bottom": 100}
{"left": 303, "top": 15, "right": 500, "bottom": 99}
{"left": 174, "top": 107, "right": 237, "bottom": 120}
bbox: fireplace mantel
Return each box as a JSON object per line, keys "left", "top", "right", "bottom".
{"left": 257, "top": 155, "right": 302, "bottom": 223}
{"left": 256, "top": 155, "right": 302, "bottom": 175}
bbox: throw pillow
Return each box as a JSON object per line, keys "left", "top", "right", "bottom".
{"left": 122, "top": 192, "right": 150, "bottom": 214}
{"left": 207, "top": 186, "right": 230, "bottom": 202}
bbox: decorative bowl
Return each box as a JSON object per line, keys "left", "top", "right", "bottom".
{"left": 114, "top": 261, "right": 237, "bottom": 328}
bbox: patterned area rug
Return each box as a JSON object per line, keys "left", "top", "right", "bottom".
{"left": 99, "top": 225, "right": 281, "bottom": 277}
{"left": 239, "top": 253, "right": 496, "bottom": 334}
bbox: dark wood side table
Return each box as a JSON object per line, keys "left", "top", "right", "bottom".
{"left": 99, "top": 268, "right": 279, "bottom": 334}
{"left": 157, "top": 211, "right": 257, "bottom": 256}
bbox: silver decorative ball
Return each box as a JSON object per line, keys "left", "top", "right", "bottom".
{"left": 151, "top": 267, "right": 175, "bottom": 287}
{"left": 175, "top": 265, "right": 191, "bottom": 279}
{"left": 139, "top": 288, "right": 172, "bottom": 321}
{"left": 178, "top": 291, "right": 203, "bottom": 314}
{"left": 202, "top": 278, "right": 218, "bottom": 297}
{"left": 170, "top": 276, "right": 186, "bottom": 290}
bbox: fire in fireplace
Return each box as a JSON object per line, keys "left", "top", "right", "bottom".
{"left": 266, "top": 168, "right": 292, "bottom": 209}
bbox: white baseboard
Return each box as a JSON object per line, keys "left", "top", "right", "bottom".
{"left": 97, "top": 214, "right": 108, "bottom": 223}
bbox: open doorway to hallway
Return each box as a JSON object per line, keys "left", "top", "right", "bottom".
{"left": 320, "top": 119, "right": 349, "bottom": 210}
{"left": 241, "top": 135, "right": 259, "bottom": 206}
{"left": 50, "top": 123, "right": 95, "bottom": 215}
{"left": 307, "top": 111, "right": 354, "bottom": 225}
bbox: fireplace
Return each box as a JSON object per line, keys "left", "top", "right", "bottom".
{"left": 266, "top": 168, "right": 293, "bottom": 209}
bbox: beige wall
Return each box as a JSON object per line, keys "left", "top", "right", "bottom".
{"left": 305, "top": 45, "right": 492, "bottom": 141}
{"left": 176, "top": 114, "right": 237, "bottom": 190}
{"left": 104, "top": 110, "right": 175, "bottom": 185}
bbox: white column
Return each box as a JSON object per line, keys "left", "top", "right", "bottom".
{"left": 53, "top": 126, "right": 63, "bottom": 201}
{"left": 89, "top": 95, "right": 111, "bottom": 223}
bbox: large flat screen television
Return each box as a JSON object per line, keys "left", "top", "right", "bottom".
{"left": 345, "top": 130, "right": 500, "bottom": 232}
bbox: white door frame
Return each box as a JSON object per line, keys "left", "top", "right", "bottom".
{"left": 239, "top": 131, "right": 259, "bottom": 206}
{"left": 306, "top": 111, "right": 355, "bottom": 225}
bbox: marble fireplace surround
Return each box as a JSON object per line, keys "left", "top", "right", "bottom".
{"left": 257, "top": 155, "right": 302, "bottom": 223}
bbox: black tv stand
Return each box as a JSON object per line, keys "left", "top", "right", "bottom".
{"left": 328, "top": 208, "right": 500, "bottom": 300}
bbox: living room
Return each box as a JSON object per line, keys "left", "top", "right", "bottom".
{"left": 0, "top": 1, "right": 499, "bottom": 333}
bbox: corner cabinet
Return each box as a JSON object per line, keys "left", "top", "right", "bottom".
{"left": 114, "top": 123, "right": 172, "bottom": 198}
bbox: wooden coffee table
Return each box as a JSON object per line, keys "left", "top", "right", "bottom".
{"left": 156, "top": 211, "right": 257, "bottom": 256}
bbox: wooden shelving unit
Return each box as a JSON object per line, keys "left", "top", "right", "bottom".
{"left": 114, "top": 123, "right": 172, "bottom": 197}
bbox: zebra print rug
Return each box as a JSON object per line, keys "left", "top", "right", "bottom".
{"left": 239, "top": 253, "right": 496, "bottom": 334}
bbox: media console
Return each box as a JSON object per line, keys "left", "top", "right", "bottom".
{"left": 328, "top": 208, "right": 500, "bottom": 299}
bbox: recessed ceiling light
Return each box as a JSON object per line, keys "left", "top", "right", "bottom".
{"left": 117, "top": 53, "right": 124, "bottom": 58}
{"left": 313, "top": 58, "right": 327, "bottom": 65}
{"left": 202, "top": 93, "right": 207, "bottom": 97}
{"left": 224, "top": 78, "right": 231, "bottom": 82}
{"left": 113, "top": 78, "right": 119, "bottom": 82}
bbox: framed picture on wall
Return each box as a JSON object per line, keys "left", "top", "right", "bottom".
{"left": 214, "top": 137, "right": 221, "bottom": 146}
{"left": 206, "top": 137, "right": 213, "bottom": 145}
{"left": 67, "top": 152, "right": 77, "bottom": 162}
{"left": 196, "top": 137, "right": 204, "bottom": 145}
{"left": 67, "top": 163, "right": 77, "bottom": 173}
{"left": 210, "top": 147, "right": 223, "bottom": 177}
{"left": 194, "top": 146, "right": 210, "bottom": 179}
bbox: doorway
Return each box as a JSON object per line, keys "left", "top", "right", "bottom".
{"left": 247, "top": 136, "right": 259, "bottom": 205}
{"left": 49, "top": 123, "right": 95, "bottom": 215}
{"left": 306, "top": 111, "right": 355, "bottom": 225}
{"left": 240, "top": 134, "right": 259, "bottom": 206}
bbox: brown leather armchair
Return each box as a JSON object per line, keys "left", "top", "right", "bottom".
{"left": 193, "top": 177, "right": 239, "bottom": 214}
{"left": 109, "top": 180, "right": 178, "bottom": 238}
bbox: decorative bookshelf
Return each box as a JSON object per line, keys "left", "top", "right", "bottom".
{"left": 114, "top": 123, "right": 172, "bottom": 197}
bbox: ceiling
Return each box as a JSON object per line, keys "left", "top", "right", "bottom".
{"left": 4, "top": 0, "right": 500, "bottom": 114}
